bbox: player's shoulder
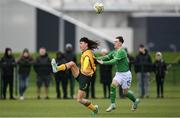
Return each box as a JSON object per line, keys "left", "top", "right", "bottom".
{"left": 109, "top": 50, "right": 116, "bottom": 54}
{"left": 83, "top": 50, "right": 94, "bottom": 57}
{"left": 118, "top": 47, "right": 126, "bottom": 53}
{"left": 116, "top": 48, "right": 127, "bottom": 56}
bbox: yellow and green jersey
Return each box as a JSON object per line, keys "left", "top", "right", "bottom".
{"left": 97, "top": 47, "right": 129, "bottom": 72}
{"left": 80, "top": 49, "right": 96, "bottom": 76}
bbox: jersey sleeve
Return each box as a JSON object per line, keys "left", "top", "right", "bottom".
{"left": 103, "top": 49, "right": 126, "bottom": 65}
{"left": 96, "top": 51, "right": 114, "bottom": 61}
{"left": 103, "top": 58, "right": 117, "bottom": 65}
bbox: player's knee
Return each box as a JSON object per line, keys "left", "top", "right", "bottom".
{"left": 77, "top": 98, "right": 82, "bottom": 103}
{"left": 123, "top": 89, "right": 128, "bottom": 94}
{"left": 111, "top": 83, "right": 117, "bottom": 88}
{"left": 69, "top": 61, "right": 75, "bottom": 67}
{"left": 111, "top": 80, "right": 118, "bottom": 87}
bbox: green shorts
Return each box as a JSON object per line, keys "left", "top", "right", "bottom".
{"left": 76, "top": 73, "right": 91, "bottom": 92}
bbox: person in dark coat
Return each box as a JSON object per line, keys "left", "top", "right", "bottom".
{"left": 17, "top": 48, "right": 33, "bottom": 100}
{"left": 54, "top": 51, "right": 68, "bottom": 99}
{"left": 1, "top": 48, "right": 16, "bottom": 99}
{"left": 64, "top": 43, "right": 76, "bottom": 99}
{"left": 34, "top": 47, "right": 52, "bottom": 99}
{"left": 99, "top": 49, "right": 112, "bottom": 98}
{"left": 134, "top": 44, "right": 152, "bottom": 98}
{"left": 86, "top": 73, "right": 96, "bottom": 99}
{"left": 154, "top": 52, "right": 167, "bottom": 98}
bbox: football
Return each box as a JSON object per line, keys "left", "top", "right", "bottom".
{"left": 93, "top": 2, "right": 104, "bottom": 14}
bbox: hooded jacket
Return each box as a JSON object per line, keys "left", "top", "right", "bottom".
{"left": 1, "top": 48, "right": 16, "bottom": 77}
{"left": 154, "top": 60, "right": 167, "bottom": 78}
{"left": 17, "top": 53, "right": 34, "bottom": 76}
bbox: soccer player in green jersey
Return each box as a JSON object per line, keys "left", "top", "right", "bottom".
{"left": 97, "top": 36, "right": 140, "bottom": 112}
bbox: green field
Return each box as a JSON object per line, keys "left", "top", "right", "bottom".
{"left": 0, "top": 52, "right": 180, "bottom": 117}
{"left": 0, "top": 71, "right": 180, "bottom": 117}
{"left": 0, "top": 98, "right": 180, "bottom": 117}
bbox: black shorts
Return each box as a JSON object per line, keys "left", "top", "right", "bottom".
{"left": 36, "top": 75, "right": 51, "bottom": 88}
{"left": 76, "top": 73, "right": 91, "bottom": 92}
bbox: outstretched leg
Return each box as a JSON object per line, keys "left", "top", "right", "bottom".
{"left": 123, "top": 88, "right": 140, "bottom": 111}
{"left": 51, "top": 59, "right": 79, "bottom": 78}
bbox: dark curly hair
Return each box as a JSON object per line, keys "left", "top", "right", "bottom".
{"left": 80, "top": 37, "right": 99, "bottom": 50}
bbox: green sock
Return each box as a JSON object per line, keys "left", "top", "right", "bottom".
{"left": 125, "top": 90, "right": 136, "bottom": 102}
{"left": 110, "top": 85, "right": 116, "bottom": 104}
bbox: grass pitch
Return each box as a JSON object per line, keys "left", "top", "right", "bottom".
{"left": 0, "top": 98, "right": 180, "bottom": 117}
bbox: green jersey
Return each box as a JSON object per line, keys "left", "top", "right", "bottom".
{"left": 97, "top": 48, "right": 129, "bottom": 72}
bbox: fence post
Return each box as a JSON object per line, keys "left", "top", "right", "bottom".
{"left": 14, "top": 64, "right": 18, "bottom": 97}
{"left": 172, "top": 64, "right": 177, "bottom": 85}
{"left": 0, "top": 66, "right": 2, "bottom": 99}
{"left": 141, "top": 63, "right": 145, "bottom": 97}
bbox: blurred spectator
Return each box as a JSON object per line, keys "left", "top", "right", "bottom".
{"left": 1, "top": 48, "right": 16, "bottom": 100}
{"left": 34, "top": 47, "right": 52, "bottom": 99}
{"left": 86, "top": 73, "right": 96, "bottom": 99}
{"left": 54, "top": 51, "right": 68, "bottom": 99}
{"left": 64, "top": 43, "right": 76, "bottom": 99}
{"left": 99, "top": 49, "right": 112, "bottom": 99}
{"left": 119, "top": 48, "right": 135, "bottom": 98}
{"left": 154, "top": 52, "right": 167, "bottom": 98}
{"left": 134, "top": 44, "right": 152, "bottom": 98}
{"left": 17, "top": 48, "right": 33, "bottom": 100}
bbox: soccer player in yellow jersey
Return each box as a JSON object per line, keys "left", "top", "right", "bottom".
{"left": 51, "top": 37, "right": 99, "bottom": 115}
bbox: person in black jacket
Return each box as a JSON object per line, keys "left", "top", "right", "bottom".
{"left": 99, "top": 49, "right": 112, "bottom": 99}
{"left": 154, "top": 52, "right": 167, "bottom": 98}
{"left": 64, "top": 43, "right": 76, "bottom": 99}
{"left": 34, "top": 47, "right": 52, "bottom": 99}
{"left": 86, "top": 73, "right": 96, "bottom": 99}
{"left": 54, "top": 51, "right": 67, "bottom": 99}
{"left": 134, "top": 44, "right": 152, "bottom": 98}
{"left": 17, "top": 48, "right": 33, "bottom": 100}
{"left": 1, "top": 48, "right": 16, "bottom": 100}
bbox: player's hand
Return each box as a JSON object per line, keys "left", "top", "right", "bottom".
{"left": 97, "top": 60, "right": 103, "bottom": 64}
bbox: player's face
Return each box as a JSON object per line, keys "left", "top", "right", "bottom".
{"left": 80, "top": 41, "right": 88, "bottom": 52}
{"left": 114, "top": 39, "right": 121, "bottom": 49}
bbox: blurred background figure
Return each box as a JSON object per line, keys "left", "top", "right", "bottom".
{"left": 17, "top": 48, "right": 33, "bottom": 100}
{"left": 64, "top": 43, "right": 76, "bottom": 99}
{"left": 1, "top": 48, "right": 16, "bottom": 100}
{"left": 34, "top": 47, "right": 52, "bottom": 99}
{"left": 86, "top": 73, "right": 96, "bottom": 99}
{"left": 99, "top": 48, "right": 112, "bottom": 99}
{"left": 154, "top": 52, "right": 167, "bottom": 98}
{"left": 54, "top": 51, "right": 67, "bottom": 99}
{"left": 134, "top": 44, "right": 152, "bottom": 98}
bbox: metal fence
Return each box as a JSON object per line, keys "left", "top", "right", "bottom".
{"left": 0, "top": 63, "right": 179, "bottom": 98}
